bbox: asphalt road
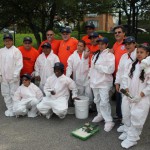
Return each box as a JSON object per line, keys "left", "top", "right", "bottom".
{"left": 0, "top": 94, "right": 150, "bottom": 150}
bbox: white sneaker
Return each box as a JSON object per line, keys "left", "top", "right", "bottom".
{"left": 104, "top": 122, "right": 115, "bottom": 132}
{"left": 5, "top": 110, "right": 15, "bottom": 117}
{"left": 27, "top": 112, "right": 37, "bottom": 118}
{"left": 46, "top": 110, "right": 53, "bottom": 119}
{"left": 121, "top": 139, "right": 137, "bottom": 149}
{"left": 118, "top": 132, "right": 127, "bottom": 140}
{"left": 92, "top": 115, "right": 103, "bottom": 123}
{"left": 117, "top": 125, "right": 124, "bottom": 133}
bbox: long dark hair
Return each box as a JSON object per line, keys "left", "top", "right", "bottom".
{"left": 129, "top": 44, "right": 150, "bottom": 82}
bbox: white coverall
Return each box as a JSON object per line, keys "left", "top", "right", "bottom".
{"left": 121, "top": 62, "right": 150, "bottom": 143}
{"left": 0, "top": 46, "right": 23, "bottom": 116}
{"left": 115, "top": 48, "right": 137, "bottom": 89}
{"left": 13, "top": 83, "right": 43, "bottom": 117}
{"left": 37, "top": 74, "right": 78, "bottom": 118}
{"left": 66, "top": 50, "right": 93, "bottom": 102}
{"left": 89, "top": 48, "right": 115, "bottom": 122}
{"left": 34, "top": 51, "right": 60, "bottom": 91}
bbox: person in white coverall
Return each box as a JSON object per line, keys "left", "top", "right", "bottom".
{"left": 120, "top": 44, "right": 150, "bottom": 149}
{"left": 0, "top": 33, "right": 23, "bottom": 117}
{"left": 37, "top": 62, "right": 78, "bottom": 119}
{"left": 34, "top": 42, "right": 59, "bottom": 91}
{"left": 89, "top": 37, "right": 115, "bottom": 132}
{"left": 13, "top": 74, "right": 43, "bottom": 117}
{"left": 115, "top": 36, "right": 137, "bottom": 134}
{"left": 66, "top": 40, "right": 93, "bottom": 102}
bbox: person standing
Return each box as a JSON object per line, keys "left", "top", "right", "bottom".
{"left": 0, "top": 33, "right": 23, "bottom": 116}
{"left": 38, "top": 30, "right": 61, "bottom": 55}
{"left": 89, "top": 37, "right": 115, "bottom": 132}
{"left": 112, "top": 25, "right": 128, "bottom": 121}
{"left": 34, "top": 42, "right": 59, "bottom": 91}
{"left": 82, "top": 23, "right": 95, "bottom": 49}
{"left": 18, "top": 37, "right": 39, "bottom": 76}
{"left": 58, "top": 28, "right": 78, "bottom": 73}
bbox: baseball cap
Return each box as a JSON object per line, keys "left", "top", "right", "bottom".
{"left": 54, "top": 62, "right": 64, "bottom": 70}
{"left": 41, "top": 42, "right": 51, "bottom": 48}
{"left": 23, "top": 37, "right": 32, "bottom": 42}
{"left": 21, "top": 74, "right": 32, "bottom": 80}
{"left": 123, "top": 36, "right": 136, "bottom": 44}
{"left": 97, "top": 37, "right": 109, "bottom": 44}
{"left": 3, "top": 33, "right": 13, "bottom": 40}
{"left": 85, "top": 23, "right": 95, "bottom": 29}
{"left": 61, "top": 28, "right": 71, "bottom": 33}
{"left": 88, "top": 32, "right": 99, "bottom": 39}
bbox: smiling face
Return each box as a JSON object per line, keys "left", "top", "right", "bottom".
{"left": 61, "top": 32, "right": 70, "bottom": 41}
{"left": 98, "top": 42, "right": 108, "bottom": 51}
{"left": 114, "top": 28, "right": 125, "bottom": 42}
{"left": 23, "top": 41, "right": 32, "bottom": 50}
{"left": 125, "top": 42, "right": 136, "bottom": 54}
{"left": 54, "top": 68, "right": 63, "bottom": 77}
{"left": 4, "top": 38, "right": 13, "bottom": 48}
{"left": 137, "top": 47, "right": 149, "bottom": 62}
{"left": 46, "top": 30, "right": 55, "bottom": 41}
{"left": 77, "top": 42, "right": 85, "bottom": 53}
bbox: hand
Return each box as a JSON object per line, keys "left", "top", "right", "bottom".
{"left": 140, "top": 92, "right": 145, "bottom": 97}
{"left": 126, "top": 88, "right": 129, "bottom": 93}
{"left": 128, "top": 96, "right": 141, "bottom": 103}
{"left": 115, "top": 84, "right": 120, "bottom": 92}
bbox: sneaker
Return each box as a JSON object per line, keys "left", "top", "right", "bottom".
{"left": 92, "top": 115, "right": 103, "bottom": 123}
{"left": 121, "top": 139, "right": 137, "bottom": 149}
{"left": 27, "top": 112, "right": 37, "bottom": 118}
{"left": 117, "top": 125, "right": 124, "bottom": 132}
{"left": 118, "top": 132, "right": 127, "bottom": 140}
{"left": 113, "top": 115, "right": 122, "bottom": 121}
{"left": 46, "top": 110, "right": 53, "bottom": 119}
{"left": 104, "top": 122, "right": 115, "bottom": 132}
{"left": 5, "top": 110, "right": 15, "bottom": 117}
{"left": 59, "top": 114, "right": 66, "bottom": 119}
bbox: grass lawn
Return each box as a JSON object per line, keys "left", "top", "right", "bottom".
{"left": 0, "top": 31, "right": 149, "bottom": 49}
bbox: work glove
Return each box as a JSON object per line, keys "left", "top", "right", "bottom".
{"left": 128, "top": 96, "right": 141, "bottom": 103}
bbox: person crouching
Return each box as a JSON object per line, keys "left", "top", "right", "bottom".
{"left": 37, "top": 62, "right": 78, "bottom": 119}
{"left": 13, "top": 74, "right": 43, "bottom": 117}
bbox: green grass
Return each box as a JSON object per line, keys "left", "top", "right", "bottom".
{"left": 0, "top": 31, "right": 150, "bottom": 49}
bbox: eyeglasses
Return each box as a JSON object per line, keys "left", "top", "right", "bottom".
{"left": 47, "top": 34, "right": 53, "bottom": 36}
{"left": 114, "top": 31, "right": 122, "bottom": 34}
{"left": 22, "top": 78, "right": 29, "bottom": 81}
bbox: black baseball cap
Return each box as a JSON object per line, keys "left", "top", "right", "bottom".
{"left": 3, "top": 33, "right": 13, "bottom": 40}
{"left": 21, "top": 74, "right": 32, "bottom": 80}
{"left": 85, "top": 23, "right": 95, "bottom": 29}
{"left": 88, "top": 32, "right": 99, "bottom": 39}
{"left": 123, "top": 36, "right": 136, "bottom": 44}
{"left": 41, "top": 42, "right": 51, "bottom": 48}
{"left": 23, "top": 37, "right": 32, "bottom": 42}
{"left": 61, "top": 28, "right": 71, "bottom": 33}
{"left": 54, "top": 62, "right": 64, "bottom": 70}
{"left": 97, "top": 37, "right": 109, "bottom": 44}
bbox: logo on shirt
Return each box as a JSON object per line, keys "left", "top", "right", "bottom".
{"left": 121, "top": 45, "right": 125, "bottom": 50}
{"left": 66, "top": 46, "right": 70, "bottom": 51}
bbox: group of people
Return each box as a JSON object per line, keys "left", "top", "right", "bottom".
{"left": 0, "top": 23, "right": 150, "bottom": 149}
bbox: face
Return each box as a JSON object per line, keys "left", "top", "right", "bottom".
{"left": 98, "top": 42, "right": 108, "bottom": 51}
{"left": 90, "top": 37, "right": 99, "bottom": 45}
{"left": 114, "top": 28, "right": 125, "bottom": 42}
{"left": 61, "top": 32, "right": 70, "bottom": 41}
{"left": 86, "top": 27, "right": 94, "bottom": 35}
{"left": 23, "top": 41, "right": 32, "bottom": 50}
{"left": 77, "top": 42, "right": 85, "bottom": 52}
{"left": 54, "top": 68, "right": 63, "bottom": 77}
{"left": 46, "top": 31, "right": 54, "bottom": 41}
{"left": 125, "top": 42, "right": 136, "bottom": 54}
{"left": 22, "top": 77, "right": 31, "bottom": 87}
{"left": 137, "top": 48, "right": 149, "bottom": 62}
{"left": 42, "top": 47, "right": 51, "bottom": 55}
{"left": 4, "top": 38, "right": 13, "bottom": 48}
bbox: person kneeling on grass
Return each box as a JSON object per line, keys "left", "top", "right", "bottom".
{"left": 37, "top": 62, "right": 78, "bottom": 119}
{"left": 13, "top": 74, "right": 43, "bottom": 118}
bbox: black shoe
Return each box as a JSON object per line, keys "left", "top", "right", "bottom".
{"left": 113, "top": 115, "right": 122, "bottom": 121}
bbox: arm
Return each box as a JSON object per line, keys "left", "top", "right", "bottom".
{"left": 43, "top": 78, "right": 52, "bottom": 97}
{"left": 95, "top": 53, "right": 115, "bottom": 74}
{"left": 34, "top": 57, "right": 40, "bottom": 77}
{"left": 142, "top": 74, "right": 150, "bottom": 96}
{"left": 14, "top": 50, "right": 23, "bottom": 78}
{"left": 13, "top": 87, "right": 22, "bottom": 102}
{"left": 66, "top": 55, "right": 73, "bottom": 77}
{"left": 34, "top": 85, "right": 43, "bottom": 101}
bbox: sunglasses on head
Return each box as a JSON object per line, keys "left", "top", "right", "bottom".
{"left": 114, "top": 31, "right": 122, "bottom": 34}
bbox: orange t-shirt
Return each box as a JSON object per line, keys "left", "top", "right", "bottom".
{"left": 113, "top": 41, "right": 128, "bottom": 76}
{"left": 18, "top": 46, "right": 39, "bottom": 76}
{"left": 82, "top": 35, "right": 91, "bottom": 49}
{"left": 38, "top": 39, "right": 61, "bottom": 55}
{"left": 58, "top": 38, "right": 78, "bottom": 72}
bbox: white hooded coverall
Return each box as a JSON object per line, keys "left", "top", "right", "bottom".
{"left": 89, "top": 48, "right": 115, "bottom": 122}
{"left": 37, "top": 74, "right": 78, "bottom": 118}
{"left": 121, "top": 61, "right": 150, "bottom": 142}
{"left": 66, "top": 50, "right": 93, "bottom": 102}
{"left": 13, "top": 83, "right": 43, "bottom": 117}
{"left": 0, "top": 46, "right": 23, "bottom": 116}
{"left": 34, "top": 51, "right": 60, "bottom": 91}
